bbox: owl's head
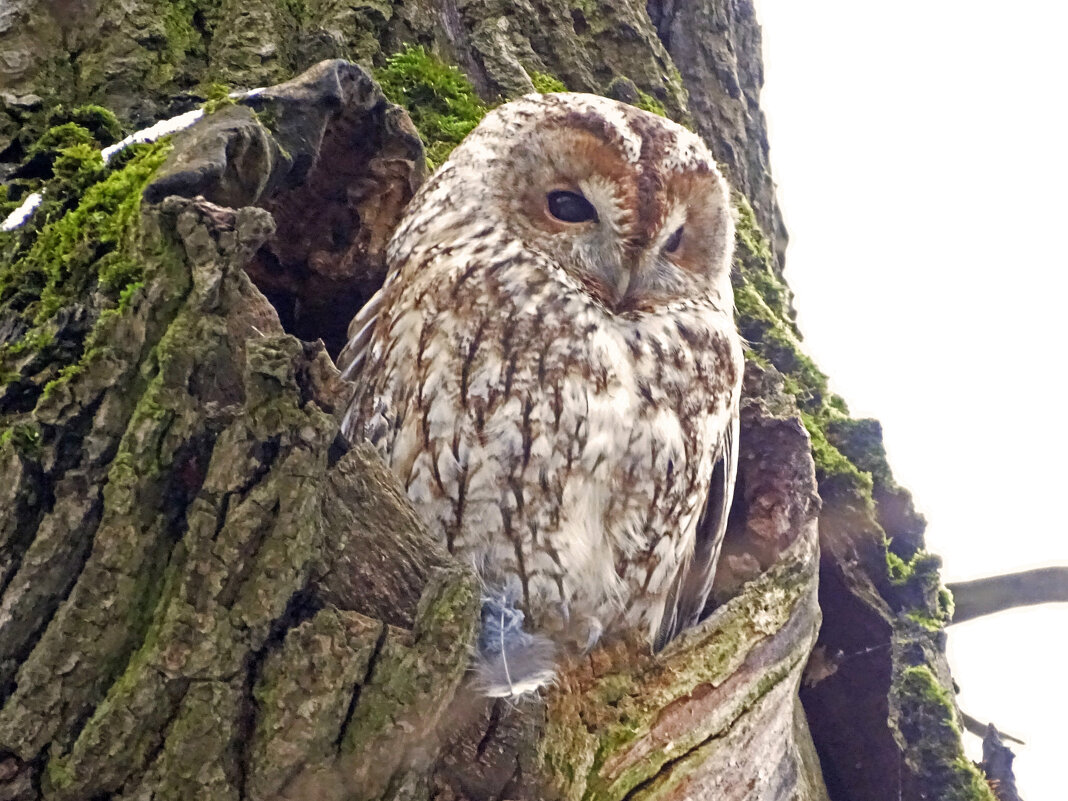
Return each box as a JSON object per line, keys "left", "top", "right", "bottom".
{"left": 418, "top": 92, "right": 736, "bottom": 314}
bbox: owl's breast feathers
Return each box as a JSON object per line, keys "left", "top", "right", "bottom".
{"left": 342, "top": 252, "right": 742, "bottom": 647}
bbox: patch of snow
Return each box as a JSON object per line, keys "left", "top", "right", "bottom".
{"left": 1, "top": 192, "right": 43, "bottom": 232}
{"left": 229, "top": 87, "right": 265, "bottom": 99}
{"left": 101, "top": 108, "right": 204, "bottom": 163}
{"left": 99, "top": 88, "right": 266, "bottom": 164}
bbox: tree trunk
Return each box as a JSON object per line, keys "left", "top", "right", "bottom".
{"left": 0, "top": 2, "right": 1001, "bottom": 800}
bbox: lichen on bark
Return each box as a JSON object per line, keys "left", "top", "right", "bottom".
{"left": 0, "top": 2, "right": 999, "bottom": 799}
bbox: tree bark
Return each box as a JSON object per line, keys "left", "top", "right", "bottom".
{"left": 0, "top": 2, "right": 1005, "bottom": 800}
{"left": 0, "top": 58, "right": 831, "bottom": 801}
{"left": 981, "top": 726, "right": 1023, "bottom": 801}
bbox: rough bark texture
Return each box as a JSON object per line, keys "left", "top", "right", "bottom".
{"left": 646, "top": 0, "right": 788, "bottom": 273}
{"left": 981, "top": 727, "right": 1022, "bottom": 801}
{"left": 0, "top": 2, "right": 1003, "bottom": 800}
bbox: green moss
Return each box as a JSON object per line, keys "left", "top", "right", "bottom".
{"left": 801, "top": 410, "right": 874, "bottom": 493}
{"left": 0, "top": 184, "right": 15, "bottom": 220}
{"left": 904, "top": 610, "right": 944, "bottom": 632}
{"left": 733, "top": 195, "right": 793, "bottom": 325}
{"left": 938, "top": 586, "right": 955, "bottom": 621}
{"left": 530, "top": 71, "right": 567, "bottom": 93}
{"left": 892, "top": 666, "right": 996, "bottom": 801}
{"left": 1, "top": 140, "right": 170, "bottom": 399}
{"left": 44, "top": 759, "right": 75, "bottom": 792}
{"left": 27, "top": 123, "right": 96, "bottom": 159}
{"left": 633, "top": 88, "right": 667, "bottom": 117}
{"left": 887, "top": 549, "right": 941, "bottom": 587}
{"left": 824, "top": 417, "right": 895, "bottom": 485}
{"left": 0, "top": 422, "right": 42, "bottom": 457}
{"left": 743, "top": 348, "right": 771, "bottom": 370}
{"left": 41, "top": 361, "right": 87, "bottom": 401}
{"left": 0, "top": 108, "right": 119, "bottom": 196}
{"left": 117, "top": 280, "right": 145, "bottom": 313}
{"left": 763, "top": 328, "right": 830, "bottom": 406}
{"left": 827, "top": 393, "right": 850, "bottom": 415}
{"left": 158, "top": 0, "right": 203, "bottom": 88}
{"left": 734, "top": 195, "right": 773, "bottom": 262}
{"left": 30, "top": 142, "right": 167, "bottom": 318}
{"left": 886, "top": 550, "right": 911, "bottom": 584}
{"left": 883, "top": 545, "right": 954, "bottom": 626}
{"left": 280, "top": 0, "right": 308, "bottom": 25}
{"left": 17, "top": 124, "right": 105, "bottom": 208}
{"left": 376, "top": 45, "right": 490, "bottom": 168}
{"left": 730, "top": 194, "right": 885, "bottom": 500}
{"left": 49, "top": 105, "right": 123, "bottom": 146}
{"left": 603, "top": 76, "right": 670, "bottom": 119}
{"left": 202, "top": 83, "right": 236, "bottom": 115}
{"left": 2, "top": 328, "right": 52, "bottom": 359}
{"left": 51, "top": 143, "right": 107, "bottom": 195}
{"left": 897, "top": 666, "right": 953, "bottom": 714}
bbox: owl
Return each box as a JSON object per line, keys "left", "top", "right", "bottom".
{"left": 339, "top": 92, "right": 743, "bottom": 695}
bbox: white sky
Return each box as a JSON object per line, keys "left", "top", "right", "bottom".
{"left": 754, "top": 2, "right": 1068, "bottom": 798}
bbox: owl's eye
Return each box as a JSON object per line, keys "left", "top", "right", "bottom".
{"left": 546, "top": 190, "right": 598, "bottom": 223}
{"left": 664, "top": 226, "right": 684, "bottom": 253}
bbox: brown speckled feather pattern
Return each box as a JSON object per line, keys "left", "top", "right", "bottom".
{"left": 339, "top": 93, "right": 743, "bottom": 652}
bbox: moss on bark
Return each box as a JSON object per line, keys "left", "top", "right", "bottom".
{"left": 375, "top": 46, "right": 490, "bottom": 168}
{"left": 891, "top": 666, "right": 996, "bottom": 801}
{"left": 0, "top": 5, "right": 995, "bottom": 797}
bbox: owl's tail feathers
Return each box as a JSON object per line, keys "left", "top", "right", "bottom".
{"left": 474, "top": 594, "right": 557, "bottom": 698}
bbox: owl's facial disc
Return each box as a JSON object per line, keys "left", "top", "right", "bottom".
{"left": 475, "top": 97, "right": 734, "bottom": 313}
{"left": 537, "top": 184, "right": 629, "bottom": 302}
{"left": 529, "top": 173, "right": 722, "bottom": 313}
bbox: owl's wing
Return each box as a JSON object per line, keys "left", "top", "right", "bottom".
{"left": 654, "top": 404, "right": 739, "bottom": 650}
{"left": 336, "top": 286, "right": 388, "bottom": 381}
{"left": 337, "top": 285, "right": 394, "bottom": 444}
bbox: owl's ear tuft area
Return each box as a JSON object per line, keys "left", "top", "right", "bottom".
{"left": 475, "top": 594, "right": 558, "bottom": 697}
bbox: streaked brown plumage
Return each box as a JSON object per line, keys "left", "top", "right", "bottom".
{"left": 339, "top": 92, "right": 743, "bottom": 695}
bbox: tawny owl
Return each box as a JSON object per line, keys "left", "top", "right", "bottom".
{"left": 339, "top": 92, "right": 743, "bottom": 695}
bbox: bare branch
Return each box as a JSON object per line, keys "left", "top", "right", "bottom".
{"left": 960, "top": 711, "right": 1024, "bottom": 746}
{"left": 947, "top": 567, "right": 1068, "bottom": 625}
